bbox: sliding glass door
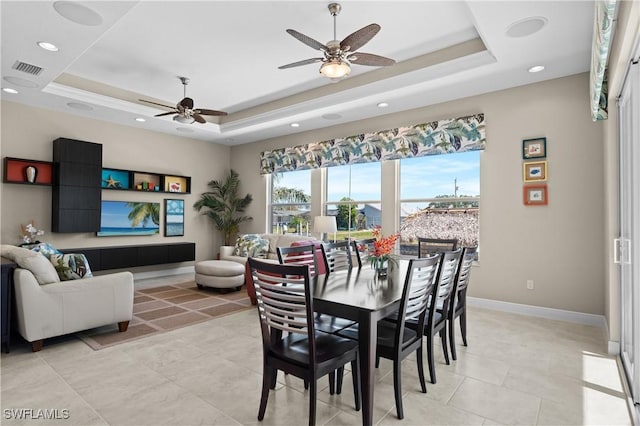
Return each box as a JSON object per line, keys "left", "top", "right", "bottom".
{"left": 618, "top": 58, "right": 639, "bottom": 405}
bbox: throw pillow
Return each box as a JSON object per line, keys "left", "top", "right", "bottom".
{"left": 0, "top": 244, "right": 60, "bottom": 285}
{"left": 28, "top": 242, "right": 62, "bottom": 260}
{"left": 232, "top": 234, "right": 270, "bottom": 258}
{"left": 49, "top": 253, "right": 93, "bottom": 281}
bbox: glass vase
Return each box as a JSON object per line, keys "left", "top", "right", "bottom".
{"left": 374, "top": 257, "right": 388, "bottom": 278}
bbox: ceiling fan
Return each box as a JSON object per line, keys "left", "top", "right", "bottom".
{"left": 279, "top": 2, "right": 395, "bottom": 80}
{"left": 139, "top": 77, "right": 227, "bottom": 124}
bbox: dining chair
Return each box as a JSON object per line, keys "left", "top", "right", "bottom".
{"left": 248, "top": 258, "right": 361, "bottom": 426}
{"left": 337, "top": 255, "right": 442, "bottom": 419}
{"left": 277, "top": 243, "right": 348, "bottom": 394}
{"left": 320, "top": 240, "right": 353, "bottom": 273}
{"left": 448, "top": 246, "right": 477, "bottom": 360}
{"left": 417, "top": 238, "right": 458, "bottom": 258}
{"left": 407, "top": 248, "right": 462, "bottom": 384}
{"left": 317, "top": 240, "right": 359, "bottom": 393}
{"left": 351, "top": 238, "right": 376, "bottom": 268}
{"left": 317, "top": 240, "right": 358, "bottom": 339}
{"left": 277, "top": 244, "right": 318, "bottom": 277}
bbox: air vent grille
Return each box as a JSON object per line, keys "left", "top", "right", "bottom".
{"left": 12, "top": 61, "right": 43, "bottom": 76}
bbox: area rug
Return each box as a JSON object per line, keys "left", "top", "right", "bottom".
{"left": 79, "top": 281, "right": 253, "bottom": 350}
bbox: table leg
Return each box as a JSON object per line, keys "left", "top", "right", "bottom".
{"left": 358, "top": 314, "right": 376, "bottom": 426}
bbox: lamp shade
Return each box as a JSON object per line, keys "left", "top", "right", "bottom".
{"left": 313, "top": 216, "right": 337, "bottom": 233}
{"left": 319, "top": 60, "right": 351, "bottom": 79}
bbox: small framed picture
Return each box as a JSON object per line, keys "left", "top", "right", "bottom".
{"left": 164, "top": 199, "right": 184, "bottom": 236}
{"left": 168, "top": 182, "right": 181, "bottom": 193}
{"left": 523, "top": 160, "right": 547, "bottom": 182}
{"left": 523, "top": 137, "right": 547, "bottom": 159}
{"left": 523, "top": 184, "right": 548, "bottom": 206}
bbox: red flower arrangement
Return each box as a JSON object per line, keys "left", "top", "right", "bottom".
{"left": 365, "top": 226, "right": 399, "bottom": 274}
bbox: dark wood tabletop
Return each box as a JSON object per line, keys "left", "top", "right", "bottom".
{"left": 312, "top": 260, "right": 409, "bottom": 426}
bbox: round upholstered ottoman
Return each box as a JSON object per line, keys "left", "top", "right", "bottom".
{"left": 195, "top": 260, "right": 245, "bottom": 291}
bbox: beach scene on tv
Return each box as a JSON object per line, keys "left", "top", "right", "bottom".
{"left": 98, "top": 201, "right": 160, "bottom": 236}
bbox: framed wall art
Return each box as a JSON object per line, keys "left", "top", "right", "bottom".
{"left": 522, "top": 137, "right": 547, "bottom": 159}
{"left": 164, "top": 199, "right": 184, "bottom": 237}
{"left": 523, "top": 184, "right": 548, "bottom": 206}
{"left": 523, "top": 160, "right": 547, "bottom": 182}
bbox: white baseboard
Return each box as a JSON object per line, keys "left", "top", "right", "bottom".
{"left": 603, "top": 317, "right": 621, "bottom": 355}
{"left": 608, "top": 340, "right": 621, "bottom": 355}
{"left": 467, "top": 297, "right": 606, "bottom": 327}
{"left": 132, "top": 266, "right": 195, "bottom": 281}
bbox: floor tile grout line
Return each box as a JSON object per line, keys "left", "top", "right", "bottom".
{"left": 41, "top": 356, "right": 111, "bottom": 426}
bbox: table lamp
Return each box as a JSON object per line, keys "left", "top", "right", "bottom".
{"left": 313, "top": 216, "right": 337, "bottom": 242}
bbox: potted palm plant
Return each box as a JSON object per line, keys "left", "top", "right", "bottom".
{"left": 193, "top": 169, "right": 253, "bottom": 249}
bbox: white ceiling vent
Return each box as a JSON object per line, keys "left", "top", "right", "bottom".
{"left": 12, "top": 60, "right": 43, "bottom": 76}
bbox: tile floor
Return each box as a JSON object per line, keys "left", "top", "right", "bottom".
{"left": 0, "top": 273, "right": 634, "bottom": 425}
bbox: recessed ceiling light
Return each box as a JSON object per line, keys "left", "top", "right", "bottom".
{"left": 176, "top": 127, "right": 194, "bottom": 133}
{"left": 377, "top": 102, "right": 389, "bottom": 108}
{"left": 37, "top": 41, "right": 59, "bottom": 52}
{"left": 53, "top": 1, "right": 103, "bottom": 26}
{"left": 528, "top": 65, "right": 545, "bottom": 73}
{"left": 135, "top": 117, "right": 146, "bottom": 122}
{"left": 506, "top": 17, "right": 548, "bottom": 38}
{"left": 3, "top": 76, "right": 38, "bottom": 88}
{"left": 2, "top": 88, "right": 18, "bottom": 94}
{"left": 290, "top": 123, "right": 300, "bottom": 128}
{"left": 66, "top": 102, "right": 93, "bottom": 111}
{"left": 322, "top": 113, "right": 342, "bottom": 120}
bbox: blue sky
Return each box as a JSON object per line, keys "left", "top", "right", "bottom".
{"left": 275, "top": 151, "right": 480, "bottom": 201}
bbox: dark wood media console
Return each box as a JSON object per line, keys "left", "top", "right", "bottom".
{"left": 60, "top": 242, "right": 195, "bottom": 272}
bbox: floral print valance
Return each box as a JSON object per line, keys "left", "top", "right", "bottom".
{"left": 590, "top": 0, "right": 617, "bottom": 121}
{"left": 260, "top": 113, "right": 485, "bottom": 174}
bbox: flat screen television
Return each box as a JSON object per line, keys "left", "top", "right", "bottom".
{"left": 98, "top": 200, "right": 160, "bottom": 236}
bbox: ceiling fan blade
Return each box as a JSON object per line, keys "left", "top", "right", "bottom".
{"left": 179, "top": 97, "right": 194, "bottom": 109}
{"left": 195, "top": 108, "right": 228, "bottom": 116}
{"left": 286, "top": 29, "right": 327, "bottom": 51}
{"left": 348, "top": 52, "right": 396, "bottom": 66}
{"left": 278, "top": 58, "right": 323, "bottom": 69}
{"left": 192, "top": 113, "right": 207, "bottom": 124}
{"left": 154, "top": 111, "right": 177, "bottom": 117}
{"left": 340, "top": 23, "right": 380, "bottom": 53}
{"left": 139, "top": 99, "right": 175, "bottom": 109}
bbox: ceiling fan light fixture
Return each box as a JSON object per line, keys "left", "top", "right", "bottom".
{"left": 320, "top": 59, "right": 351, "bottom": 79}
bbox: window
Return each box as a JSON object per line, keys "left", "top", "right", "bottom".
{"left": 399, "top": 151, "right": 480, "bottom": 255}
{"left": 326, "top": 162, "right": 381, "bottom": 240}
{"left": 270, "top": 169, "right": 311, "bottom": 235}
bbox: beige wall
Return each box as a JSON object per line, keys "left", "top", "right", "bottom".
{"left": 231, "top": 73, "right": 606, "bottom": 315}
{"left": 0, "top": 101, "right": 231, "bottom": 264}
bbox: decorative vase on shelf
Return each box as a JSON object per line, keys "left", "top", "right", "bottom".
{"left": 24, "top": 165, "right": 38, "bottom": 184}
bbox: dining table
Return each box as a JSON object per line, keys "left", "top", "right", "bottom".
{"left": 312, "top": 259, "right": 410, "bottom": 426}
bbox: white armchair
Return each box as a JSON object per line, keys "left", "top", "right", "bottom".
{"left": 1, "top": 244, "right": 134, "bottom": 352}
{"left": 13, "top": 268, "right": 134, "bottom": 351}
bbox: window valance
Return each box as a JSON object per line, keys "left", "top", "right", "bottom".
{"left": 260, "top": 113, "right": 485, "bottom": 174}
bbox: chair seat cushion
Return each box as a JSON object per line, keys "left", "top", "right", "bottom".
{"left": 336, "top": 321, "right": 418, "bottom": 348}
{"left": 271, "top": 332, "right": 358, "bottom": 366}
{"left": 314, "top": 315, "right": 356, "bottom": 334}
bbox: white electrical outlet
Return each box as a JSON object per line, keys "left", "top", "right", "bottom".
{"left": 527, "top": 280, "right": 534, "bottom": 290}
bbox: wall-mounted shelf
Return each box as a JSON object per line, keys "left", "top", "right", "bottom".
{"left": 102, "top": 167, "right": 191, "bottom": 194}
{"left": 3, "top": 157, "right": 53, "bottom": 186}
